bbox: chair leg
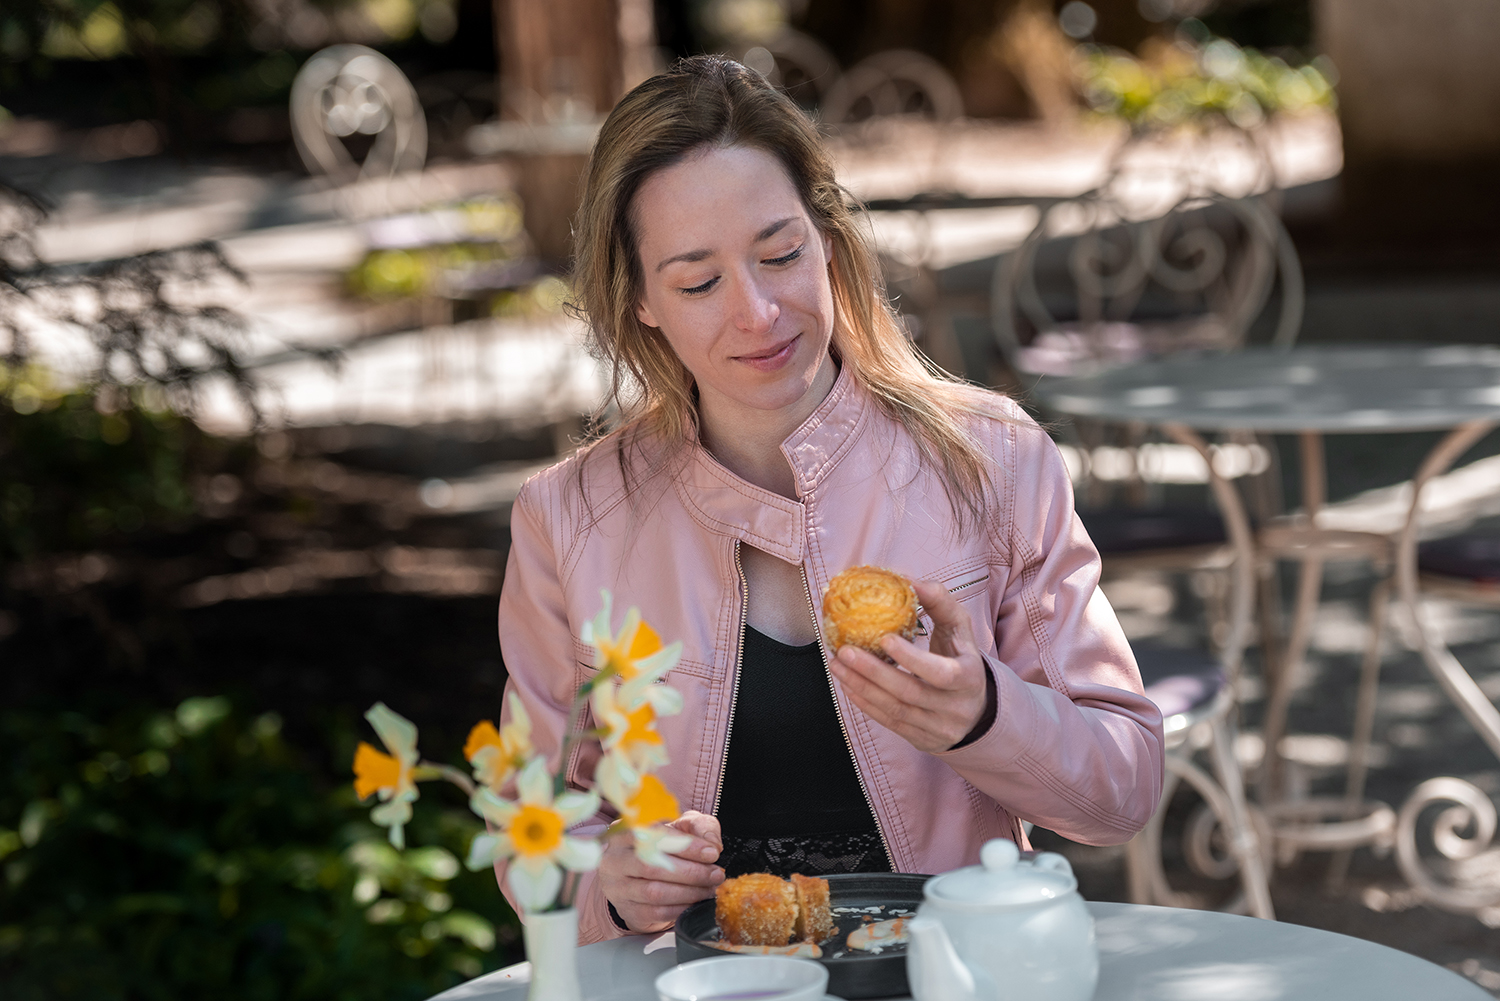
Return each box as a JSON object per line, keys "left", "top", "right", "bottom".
{"left": 1209, "top": 715, "right": 1277, "bottom": 920}
{"left": 1124, "top": 766, "right": 1184, "bottom": 908}
{"left": 1327, "top": 574, "right": 1391, "bottom": 890}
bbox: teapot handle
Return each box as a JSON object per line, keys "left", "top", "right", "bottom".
{"left": 1031, "top": 851, "right": 1074, "bottom": 877}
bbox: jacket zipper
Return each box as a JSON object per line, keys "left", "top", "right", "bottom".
{"left": 710, "top": 540, "right": 750, "bottom": 817}
{"left": 802, "top": 564, "right": 897, "bottom": 871}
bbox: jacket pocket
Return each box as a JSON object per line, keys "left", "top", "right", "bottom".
{"left": 915, "top": 571, "right": 992, "bottom": 635}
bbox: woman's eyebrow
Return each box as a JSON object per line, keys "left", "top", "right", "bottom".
{"left": 653, "top": 217, "right": 800, "bottom": 273}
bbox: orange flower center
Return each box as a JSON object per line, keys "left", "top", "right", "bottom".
{"left": 627, "top": 774, "right": 679, "bottom": 828}
{"left": 619, "top": 702, "right": 663, "bottom": 747}
{"left": 463, "top": 721, "right": 503, "bottom": 762}
{"left": 508, "top": 804, "right": 565, "bottom": 857}
{"left": 353, "top": 742, "right": 402, "bottom": 800}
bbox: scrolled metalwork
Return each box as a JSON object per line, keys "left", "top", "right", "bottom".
{"left": 1395, "top": 776, "right": 1500, "bottom": 913}
{"left": 290, "top": 44, "right": 427, "bottom": 183}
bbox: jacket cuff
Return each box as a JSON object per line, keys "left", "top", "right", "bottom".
{"left": 948, "top": 661, "right": 998, "bottom": 750}
{"left": 932, "top": 652, "right": 1036, "bottom": 767}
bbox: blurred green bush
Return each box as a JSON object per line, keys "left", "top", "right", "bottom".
{"left": 1077, "top": 34, "right": 1334, "bottom": 130}
{"left": 0, "top": 695, "right": 521, "bottom": 1001}
{"left": 0, "top": 368, "right": 223, "bottom": 560}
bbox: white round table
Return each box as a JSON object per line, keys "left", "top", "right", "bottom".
{"left": 425, "top": 902, "right": 1489, "bottom": 1001}
{"left": 1036, "top": 344, "right": 1500, "bottom": 433}
{"left": 1036, "top": 344, "right": 1500, "bottom": 912}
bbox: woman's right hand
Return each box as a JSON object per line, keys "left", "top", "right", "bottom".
{"left": 600, "top": 810, "right": 726, "bottom": 933}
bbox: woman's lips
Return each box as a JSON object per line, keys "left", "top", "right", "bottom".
{"left": 734, "top": 334, "right": 799, "bottom": 372}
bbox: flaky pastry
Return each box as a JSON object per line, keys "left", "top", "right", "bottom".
{"left": 822, "top": 566, "right": 919, "bottom": 655}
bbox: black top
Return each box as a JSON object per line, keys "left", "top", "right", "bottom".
{"left": 715, "top": 626, "right": 890, "bottom": 877}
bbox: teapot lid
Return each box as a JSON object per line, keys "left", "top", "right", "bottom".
{"left": 925, "top": 839, "right": 1076, "bottom": 906}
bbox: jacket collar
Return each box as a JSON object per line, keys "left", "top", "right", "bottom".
{"left": 674, "top": 362, "right": 868, "bottom": 563}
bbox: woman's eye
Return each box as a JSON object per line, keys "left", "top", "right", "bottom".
{"left": 680, "top": 277, "right": 718, "bottom": 296}
{"left": 765, "top": 246, "right": 804, "bottom": 266}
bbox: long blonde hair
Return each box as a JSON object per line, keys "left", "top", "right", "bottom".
{"left": 571, "top": 55, "right": 1000, "bottom": 528}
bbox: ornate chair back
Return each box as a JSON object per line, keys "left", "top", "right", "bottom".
{"left": 291, "top": 45, "right": 428, "bottom": 184}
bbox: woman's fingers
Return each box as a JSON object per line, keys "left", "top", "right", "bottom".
{"left": 601, "top": 812, "right": 726, "bottom": 932}
{"left": 909, "top": 578, "right": 976, "bottom": 659}
{"left": 828, "top": 577, "right": 989, "bottom": 752}
{"left": 670, "top": 810, "right": 723, "bottom": 855}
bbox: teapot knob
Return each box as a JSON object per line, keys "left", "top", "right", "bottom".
{"left": 980, "top": 838, "right": 1019, "bottom": 871}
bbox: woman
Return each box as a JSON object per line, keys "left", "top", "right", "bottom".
{"left": 497, "top": 55, "right": 1164, "bottom": 943}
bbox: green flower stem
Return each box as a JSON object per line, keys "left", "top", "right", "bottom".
{"left": 551, "top": 672, "right": 613, "bottom": 798}
{"left": 414, "top": 761, "right": 477, "bottom": 797}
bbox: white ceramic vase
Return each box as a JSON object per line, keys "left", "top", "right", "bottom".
{"left": 522, "top": 907, "right": 583, "bottom": 1001}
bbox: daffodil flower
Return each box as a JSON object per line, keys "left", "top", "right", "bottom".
{"left": 352, "top": 702, "right": 420, "bottom": 849}
{"left": 590, "top": 679, "right": 670, "bottom": 771}
{"left": 464, "top": 692, "right": 533, "bottom": 793}
{"left": 466, "top": 756, "right": 602, "bottom": 912}
{"left": 581, "top": 591, "right": 685, "bottom": 718}
{"left": 596, "top": 754, "right": 692, "bottom": 869}
{"left": 581, "top": 591, "right": 684, "bottom": 684}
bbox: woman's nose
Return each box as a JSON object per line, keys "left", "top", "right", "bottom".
{"left": 731, "top": 274, "right": 779, "bottom": 333}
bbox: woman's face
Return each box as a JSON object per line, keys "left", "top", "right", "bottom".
{"left": 633, "top": 144, "right": 837, "bottom": 429}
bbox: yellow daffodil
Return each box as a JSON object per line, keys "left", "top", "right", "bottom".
{"left": 596, "top": 754, "right": 692, "bottom": 870}
{"left": 464, "top": 692, "right": 533, "bottom": 793}
{"left": 581, "top": 590, "right": 683, "bottom": 686}
{"left": 352, "top": 703, "right": 420, "bottom": 849}
{"left": 591, "top": 678, "right": 669, "bottom": 771}
{"left": 466, "top": 756, "right": 602, "bottom": 912}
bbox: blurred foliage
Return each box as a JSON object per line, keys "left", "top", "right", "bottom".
{"left": 0, "top": 369, "right": 222, "bottom": 560}
{"left": 0, "top": 695, "right": 520, "bottom": 1001}
{"left": 345, "top": 194, "right": 571, "bottom": 318}
{"left": 0, "top": 0, "right": 460, "bottom": 67}
{"left": 1077, "top": 33, "right": 1334, "bottom": 130}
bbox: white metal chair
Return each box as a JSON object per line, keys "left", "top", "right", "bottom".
{"left": 1391, "top": 422, "right": 1500, "bottom": 918}
{"left": 820, "top": 49, "right": 964, "bottom": 126}
{"left": 290, "top": 44, "right": 428, "bottom": 184}
{"left": 1122, "top": 425, "right": 1276, "bottom": 920}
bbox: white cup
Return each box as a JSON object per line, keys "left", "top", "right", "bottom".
{"left": 655, "top": 955, "right": 829, "bottom": 1001}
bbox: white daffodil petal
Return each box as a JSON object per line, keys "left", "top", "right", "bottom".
{"left": 365, "top": 703, "right": 420, "bottom": 765}
{"left": 556, "top": 835, "right": 603, "bottom": 872}
{"left": 469, "top": 787, "right": 518, "bottom": 824}
{"left": 504, "top": 692, "right": 531, "bottom": 735}
{"left": 630, "top": 742, "right": 670, "bottom": 773}
{"left": 556, "top": 789, "right": 601, "bottom": 826}
{"left": 617, "top": 608, "right": 642, "bottom": 650}
{"left": 465, "top": 833, "right": 505, "bottom": 870}
{"left": 582, "top": 589, "right": 613, "bottom": 647}
{"left": 516, "top": 756, "right": 553, "bottom": 806}
{"left": 594, "top": 754, "right": 637, "bottom": 810}
{"left": 615, "top": 673, "right": 653, "bottom": 712}
{"left": 644, "top": 685, "right": 684, "bottom": 718}
{"left": 633, "top": 827, "right": 692, "bottom": 870}
{"left": 507, "top": 858, "right": 563, "bottom": 913}
{"left": 633, "top": 641, "right": 682, "bottom": 681}
{"left": 370, "top": 798, "right": 412, "bottom": 849}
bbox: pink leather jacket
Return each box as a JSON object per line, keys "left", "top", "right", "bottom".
{"left": 497, "top": 365, "right": 1164, "bottom": 944}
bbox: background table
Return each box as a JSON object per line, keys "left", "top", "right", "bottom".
{"left": 426, "top": 902, "right": 1489, "bottom": 1001}
{"left": 1035, "top": 343, "right": 1500, "bottom": 900}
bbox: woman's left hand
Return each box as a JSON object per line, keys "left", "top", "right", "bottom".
{"left": 829, "top": 578, "right": 991, "bottom": 753}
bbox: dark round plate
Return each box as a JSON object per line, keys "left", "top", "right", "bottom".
{"left": 675, "top": 872, "right": 930, "bottom": 1000}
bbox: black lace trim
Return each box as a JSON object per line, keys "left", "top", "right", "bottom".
{"left": 718, "top": 829, "right": 891, "bottom": 879}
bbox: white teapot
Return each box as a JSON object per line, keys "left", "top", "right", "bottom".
{"left": 907, "top": 839, "right": 1099, "bottom": 1001}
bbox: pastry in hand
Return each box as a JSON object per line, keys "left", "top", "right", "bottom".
{"left": 822, "top": 565, "right": 919, "bottom": 655}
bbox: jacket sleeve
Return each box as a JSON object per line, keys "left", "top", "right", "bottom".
{"left": 934, "top": 420, "right": 1165, "bottom": 846}
{"left": 496, "top": 476, "right": 629, "bottom": 945}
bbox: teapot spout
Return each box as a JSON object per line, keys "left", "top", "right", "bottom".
{"left": 906, "top": 916, "right": 996, "bottom": 1001}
